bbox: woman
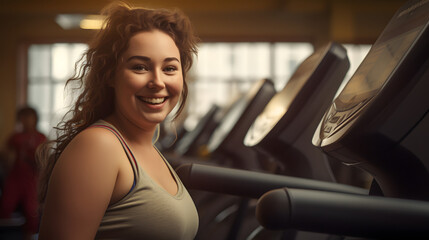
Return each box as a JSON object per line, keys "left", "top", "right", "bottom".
{"left": 37, "top": 2, "right": 199, "bottom": 239}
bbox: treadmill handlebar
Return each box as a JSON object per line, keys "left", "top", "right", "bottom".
{"left": 256, "top": 188, "right": 429, "bottom": 238}
{"left": 175, "top": 163, "right": 367, "bottom": 199}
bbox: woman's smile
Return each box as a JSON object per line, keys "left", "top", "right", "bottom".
{"left": 137, "top": 96, "right": 168, "bottom": 105}
{"left": 136, "top": 96, "right": 169, "bottom": 110}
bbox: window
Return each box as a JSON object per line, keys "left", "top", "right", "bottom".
{"left": 185, "top": 42, "right": 313, "bottom": 129}
{"left": 27, "top": 43, "right": 87, "bottom": 137}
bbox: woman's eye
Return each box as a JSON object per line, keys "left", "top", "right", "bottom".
{"left": 164, "top": 66, "right": 177, "bottom": 73}
{"left": 132, "top": 65, "right": 148, "bottom": 71}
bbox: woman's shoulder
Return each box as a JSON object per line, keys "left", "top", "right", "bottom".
{"left": 59, "top": 123, "right": 125, "bottom": 168}
{"left": 77, "top": 124, "right": 118, "bottom": 145}
{"left": 41, "top": 123, "right": 128, "bottom": 239}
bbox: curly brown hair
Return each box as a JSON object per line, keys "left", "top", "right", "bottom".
{"left": 37, "top": 1, "right": 199, "bottom": 205}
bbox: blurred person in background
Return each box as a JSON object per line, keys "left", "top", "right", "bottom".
{"left": 0, "top": 106, "right": 47, "bottom": 240}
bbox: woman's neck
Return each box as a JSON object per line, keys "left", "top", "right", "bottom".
{"left": 104, "top": 114, "right": 157, "bottom": 148}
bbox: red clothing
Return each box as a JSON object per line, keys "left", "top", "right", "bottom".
{"left": 0, "top": 130, "right": 46, "bottom": 233}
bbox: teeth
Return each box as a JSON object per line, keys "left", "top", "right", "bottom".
{"left": 140, "top": 97, "right": 165, "bottom": 104}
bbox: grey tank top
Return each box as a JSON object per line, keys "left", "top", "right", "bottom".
{"left": 92, "top": 120, "right": 199, "bottom": 240}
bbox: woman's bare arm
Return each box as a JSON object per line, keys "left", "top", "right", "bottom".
{"left": 38, "top": 127, "right": 124, "bottom": 240}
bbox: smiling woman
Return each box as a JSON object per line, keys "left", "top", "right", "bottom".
{"left": 110, "top": 30, "right": 184, "bottom": 129}
{"left": 36, "top": 1, "right": 199, "bottom": 240}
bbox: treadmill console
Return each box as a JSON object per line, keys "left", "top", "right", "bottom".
{"left": 313, "top": 0, "right": 429, "bottom": 199}
{"left": 316, "top": 26, "right": 424, "bottom": 145}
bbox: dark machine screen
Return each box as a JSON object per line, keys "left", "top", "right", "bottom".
{"left": 336, "top": 26, "right": 422, "bottom": 111}
{"left": 207, "top": 79, "right": 265, "bottom": 151}
{"left": 244, "top": 50, "right": 322, "bottom": 145}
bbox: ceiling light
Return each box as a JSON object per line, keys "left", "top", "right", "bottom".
{"left": 80, "top": 15, "right": 105, "bottom": 29}
{"left": 55, "top": 14, "right": 105, "bottom": 30}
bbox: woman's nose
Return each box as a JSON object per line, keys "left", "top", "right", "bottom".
{"left": 148, "top": 70, "right": 166, "bottom": 89}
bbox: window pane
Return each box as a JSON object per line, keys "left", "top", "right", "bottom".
{"left": 27, "top": 83, "right": 51, "bottom": 135}
{"left": 247, "top": 43, "right": 270, "bottom": 80}
{"left": 230, "top": 43, "right": 270, "bottom": 80}
{"left": 28, "top": 45, "right": 51, "bottom": 81}
{"left": 231, "top": 43, "right": 249, "bottom": 79}
{"left": 38, "top": 115, "right": 52, "bottom": 138}
{"left": 70, "top": 44, "right": 88, "bottom": 63}
{"left": 195, "top": 43, "right": 232, "bottom": 78}
{"left": 53, "top": 83, "right": 68, "bottom": 114}
{"left": 273, "top": 43, "right": 313, "bottom": 90}
{"left": 52, "top": 44, "right": 72, "bottom": 80}
{"left": 28, "top": 83, "right": 50, "bottom": 113}
{"left": 27, "top": 43, "right": 87, "bottom": 137}
{"left": 52, "top": 43, "right": 87, "bottom": 81}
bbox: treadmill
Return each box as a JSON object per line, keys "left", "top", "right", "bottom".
{"left": 163, "top": 104, "right": 223, "bottom": 168}
{"left": 204, "top": 78, "right": 277, "bottom": 171}
{"left": 313, "top": 0, "right": 429, "bottom": 200}
{"left": 256, "top": 0, "right": 429, "bottom": 238}
{"left": 169, "top": 79, "right": 276, "bottom": 170}
{"left": 244, "top": 41, "right": 349, "bottom": 181}
{"left": 174, "top": 104, "right": 221, "bottom": 157}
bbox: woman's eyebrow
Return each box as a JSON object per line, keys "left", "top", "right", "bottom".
{"left": 127, "top": 55, "right": 151, "bottom": 62}
{"left": 164, "top": 57, "right": 180, "bottom": 63}
{"left": 126, "top": 56, "right": 180, "bottom": 63}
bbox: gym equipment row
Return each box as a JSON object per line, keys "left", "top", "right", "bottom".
{"left": 164, "top": 0, "right": 429, "bottom": 239}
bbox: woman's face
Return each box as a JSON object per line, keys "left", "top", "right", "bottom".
{"left": 113, "top": 30, "right": 183, "bottom": 129}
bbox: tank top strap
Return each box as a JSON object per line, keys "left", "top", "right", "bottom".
{"left": 89, "top": 120, "right": 140, "bottom": 178}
